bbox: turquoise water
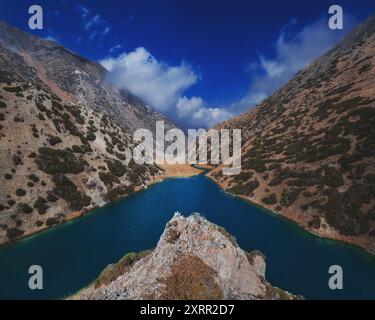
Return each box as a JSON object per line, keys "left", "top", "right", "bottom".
{"left": 0, "top": 174, "right": 374, "bottom": 300}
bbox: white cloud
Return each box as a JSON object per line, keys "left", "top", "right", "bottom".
{"left": 102, "top": 26, "right": 111, "bottom": 35}
{"left": 240, "top": 17, "right": 355, "bottom": 112}
{"left": 176, "top": 96, "right": 233, "bottom": 128}
{"left": 101, "top": 47, "right": 198, "bottom": 113}
{"left": 109, "top": 44, "right": 122, "bottom": 53}
{"left": 76, "top": 4, "right": 90, "bottom": 19}
{"left": 98, "top": 16, "right": 354, "bottom": 128}
{"left": 75, "top": 4, "right": 111, "bottom": 39}
{"left": 85, "top": 14, "right": 101, "bottom": 30}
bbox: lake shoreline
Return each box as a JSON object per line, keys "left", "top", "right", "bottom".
{"left": 1, "top": 165, "right": 374, "bottom": 258}
{"left": 1, "top": 172, "right": 374, "bottom": 300}
{"left": 0, "top": 164, "right": 203, "bottom": 249}
{"left": 204, "top": 174, "right": 375, "bottom": 256}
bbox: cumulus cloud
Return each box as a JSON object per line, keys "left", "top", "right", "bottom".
{"left": 177, "top": 96, "right": 233, "bottom": 128}
{"left": 99, "top": 16, "right": 355, "bottom": 128}
{"left": 101, "top": 47, "right": 198, "bottom": 113}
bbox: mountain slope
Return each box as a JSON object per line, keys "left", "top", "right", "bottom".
{"left": 0, "top": 19, "right": 174, "bottom": 133}
{"left": 72, "top": 213, "right": 299, "bottom": 300}
{"left": 208, "top": 15, "right": 375, "bottom": 253}
{"left": 0, "top": 20, "right": 186, "bottom": 245}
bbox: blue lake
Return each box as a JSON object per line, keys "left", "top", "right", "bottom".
{"left": 0, "top": 174, "right": 374, "bottom": 299}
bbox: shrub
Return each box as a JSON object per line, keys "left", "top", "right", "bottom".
{"left": 107, "top": 159, "right": 127, "bottom": 177}
{"left": 104, "top": 186, "right": 134, "bottom": 202}
{"left": 3, "top": 86, "right": 22, "bottom": 93}
{"left": 262, "top": 193, "right": 277, "bottom": 205}
{"left": 4, "top": 173, "right": 12, "bottom": 180}
{"left": 46, "top": 218, "right": 59, "bottom": 227}
{"left": 16, "top": 188, "right": 27, "bottom": 197}
{"left": 52, "top": 174, "right": 91, "bottom": 210}
{"left": 47, "top": 136, "right": 62, "bottom": 146}
{"left": 308, "top": 215, "right": 321, "bottom": 229}
{"left": 280, "top": 187, "right": 303, "bottom": 207}
{"left": 35, "top": 147, "right": 85, "bottom": 174}
{"left": 6, "top": 227, "right": 24, "bottom": 240}
{"left": 99, "top": 172, "right": 119, "bottom": 187}
{"left": 28, "top": 174, "right": 39, "bottom": 183}
{"left": 86, "top": 132, "right": 96, "bottom": 141}
{"left": 18, "top": 203, "right": 33, "bottom": 214}
{"left": 12, "top": 154, "right": 22, "bottom": 166}
{"left": 36, "top": 220, "right": 44, "bottom": 227}
{"left": 47, "top": 193, "right": 58, "bottom": 202}
{"left": 34, "top": 197, "right": 49, "bottom": 215}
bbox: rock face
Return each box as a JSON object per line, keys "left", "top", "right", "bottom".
{"left": 0, "top": 20, "right": 175, "bottom": 245}
{"left": 208, "top": 15, "right": 375, "bottom": 253}
{"left": 73, "top": 213, "right": 297, "bottom": 300}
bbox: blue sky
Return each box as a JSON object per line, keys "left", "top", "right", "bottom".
{"left": 0, "top": 0, "right": 374, "bottom": 128}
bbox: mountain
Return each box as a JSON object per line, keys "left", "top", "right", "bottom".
{"left": 0, "top": 20, "right": 194, "bottom": 246}
{"left": 0, "top": 19, "right": 174, "bottom": 133}
{"left": 208, "top": 15, "right": 375, "bottom": 253}
{"left": 72, "top": 213, "right": 299, "bottom": 300}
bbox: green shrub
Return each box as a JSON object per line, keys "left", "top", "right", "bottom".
{"left": 52, "top": 174, "right": 91, "bottom": 210}
{"left": 94, "top": 251, "right": 151, "bottom": 288}
{"left": 3, "top": 86, "right": 22, "bottom": 93}
{"left": 6, "top": 227, "right": 24, "bottom": 240}
{"left": 105, "top": 186, "right": 134, "bottom": 202}
{"left": 36, "top": 220, "right": 44, "bottom": 227}
{"left": 46, "top": 218, "right": 59, "bottom": 227}
{"left": 35, "top": 147, "right": 85, "bottom": 174}
{"left": 34, "top": 197, "right": 49, "bottom": 215}
{"left": 47, "top": 136, "right": 62, "bottom": 146}
{"left": 18, "top": 203, "right": 33, "bottom": 214}
{"left": 28, "top": 174, "right": 39, "bottom": 183}
{"left": 280, "top": 187, "right": 303, "bottom": 207}
{"left": 47, "top": 193, "right": 58, "bottom": 202}
{"left": 99, "top": 172, "right": 119, "bottom": 187}
{"left": 308, "top": 215, "right": 321, "bottom": 229}
{"left": 262, "top": 193, "right": 277, "bottom": 205}
{"left": 16, "top": 188, "right": 27, "bottom": 197}
{"left": 107, "top": 159, "right": 127, "bottom": 177}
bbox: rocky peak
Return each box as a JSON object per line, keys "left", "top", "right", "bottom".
{"left": 72, "top": 213, "right": 298, "bottom": 300}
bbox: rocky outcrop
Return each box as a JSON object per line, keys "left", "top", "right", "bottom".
{"left": 208, "top": 15, "right": 375, "bottom": 253}
{"left": 72, "top": 213, "right": 298, "bottom": 300}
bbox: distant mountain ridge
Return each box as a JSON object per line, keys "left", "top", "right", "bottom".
{"left": 208, "top": 14, "right": 375, "bottom": 253}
